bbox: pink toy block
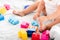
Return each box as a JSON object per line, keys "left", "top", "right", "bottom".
{"left": 4, "top": 4, "right": 10, "bottom": 10}
{"left": 21, "top": 22, "right": 29, "bottom": 28}
{"left": 41, "top": 30, "right": 50, "bottom": 40}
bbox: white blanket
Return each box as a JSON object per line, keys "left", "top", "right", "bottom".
{"left": 0, "top": 0, "right": 34, "bottom": 40}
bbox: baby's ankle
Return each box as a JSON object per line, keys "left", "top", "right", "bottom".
{"left": 22, "top": 11, "right": 26, "bottom": 15}
{"left": 22, "top": 11, "right": 28, "bottom": 15}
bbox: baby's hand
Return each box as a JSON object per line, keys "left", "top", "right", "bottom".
{"left": 39, "top": 25, "right": 47, "bottom": 32}
{"left": 33, "top": 13, "right": 40, "bottom": 20}
{"left": 37, "top": 16, "right": 49, "bottom": 32}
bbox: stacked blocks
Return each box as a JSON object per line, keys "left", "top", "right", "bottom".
{"left": 32, "top": 20, "right": 39, "bottom": 26}
{"left": 21, "top": 22, "right": 29, "bottom": 28}
{"left": 32, "top": 32, "right": 40, "bottom": 40}
{"left": 8, "top": 17, "right": 19, "bottom": 25}
{"left": 0, "top": 7, "right": 7, "bottom": 14}
{"left": 27, "top": 28, "right": 35, "bottom": 37}
{"left": 41, "top": 30, "right": 50, "bottom": 40}
{"left": 4, "top": 4, "right": 10, "bottom": 10}
{"left": 0, "top": 14, "right": 4, "bottom": 21}
{"left": 18, "top": 29, "right": 28, "bottom": 40}
{"left": 24, "top": 5, "right": 29, "bottom": 9}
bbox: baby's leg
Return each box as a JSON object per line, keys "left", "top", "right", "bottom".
{"left": 36, "top": 0, "right": 47, "bottom": 16}
{"left": 13, "top": 1, "right": 40, "bottom": 16}
{"left": 33, "top": 0, "right": 45, "bottom": 20}
{"left": 42, "top": 7, "right": 47, "bottom": 16}
{"left": 36, "top": 0, "right": 45, "bottom": 14}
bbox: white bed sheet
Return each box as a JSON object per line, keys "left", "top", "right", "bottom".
{"left": 0, "top": 0, "right": 34, "bottom": 40}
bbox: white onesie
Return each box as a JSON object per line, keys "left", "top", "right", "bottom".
{"left": 44, "top": 0, "right": 60, "bottom": 15}
{"left": 44, "top": 0, "right": 60, "bottom": 39}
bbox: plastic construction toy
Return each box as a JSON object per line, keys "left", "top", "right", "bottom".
{"left": 31, "top": 20, "right": 39, "bottom": 26}
{"left": 0, "top": 7, "right": 7, "bottom": 14}
{"left": 8, "top": 17, "right": 19, "bottom": 25}
{"left": 24, "top": 5, "right": 29, "bottom": 9}
{"left": 0, "top": 14, "right": 4, "bottom": 21}
{"left": 31, "top": 27, "right": 40, "bottom": 40}
{"left": 18, "top": 29, "right": 28, "bottom": 40}
{"left": 4, "top": 4, "right": 10, "bottom": 10}
{"left": 41, "top": 30, "right": 50, "bottom": 40}
{"left": 21, "top": 22, "right": 29, "bottom": 28}
{"left": 26, "top": 28, "right": 35, "bottom": 37}
{"left": 32, "top": 32, "right": 40, "bottom": 40}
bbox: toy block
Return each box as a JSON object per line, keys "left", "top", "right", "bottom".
{"left": 21, "top": 22, "right": 29, "bottom": 28}
{"left": 18, "top": 29, "right": 28, "bottom": 40}
{"left": 27, "top": 28, "right": 35, "bottom": 37}
{"left": 31, "top": 27, "right": 40, "bottom": 40}
{"left": 32, "top": 32, "right": 40, "bottom": 40}
{"left": 4, "top": 4, "right": 10, "bottom": 10}
{"left": 41, "top": 30, "right": 50, "bottom": 40}
{"left": 32, "top": 20, "right": 39, "bottom": 26}
{"left": 0, "top": 14, "right": 4, "bottom": 21}
{"left": 8, "top": 17, "right": 19, "bottom": 25}
{"left": 0, "top": 7, "right": 7, "bottom": 14}
{"left": 24, "top": 5, "right": 29, "bottom": 9}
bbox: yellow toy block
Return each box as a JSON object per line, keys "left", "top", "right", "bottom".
{"left": 0, "top": 7, "right": 7, "bottom": 14}
{"left": 18, "top": 29, "right": 28, "bottom": 40}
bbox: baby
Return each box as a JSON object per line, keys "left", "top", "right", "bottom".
{"left": 13, "top": 0, "right": 60, "bottom": 32}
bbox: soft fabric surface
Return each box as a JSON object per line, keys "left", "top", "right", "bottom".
{"left": 0, "top": 0, "right": 34, "bottom": 40}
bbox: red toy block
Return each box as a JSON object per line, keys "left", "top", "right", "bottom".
{"left": 32, "top": 27, "right": 40, "bottom": 40}
{"left": 32, "top": 32, "right": 40, "bottom": 40}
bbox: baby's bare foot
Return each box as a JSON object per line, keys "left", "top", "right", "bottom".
{"left": 33, "top": 13, "right": 40, "bottom": 20}
{"left": 13, "top": 10, "right": 25, "bottom": 16}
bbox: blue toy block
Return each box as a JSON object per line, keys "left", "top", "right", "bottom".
{"left": 32, "top": 20, "right": 39, "bottom": 26}
{"left": 0, "top": 14, "right": 4, "bottom": 21}
{"left": 27, "top": 28, "right": 35, "bottom": 37}
{"left": 24, "top": 5, "right": 29, "bottom": 9}
{"left": 8, "top": 17, "right": 19, "bottom": 25}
